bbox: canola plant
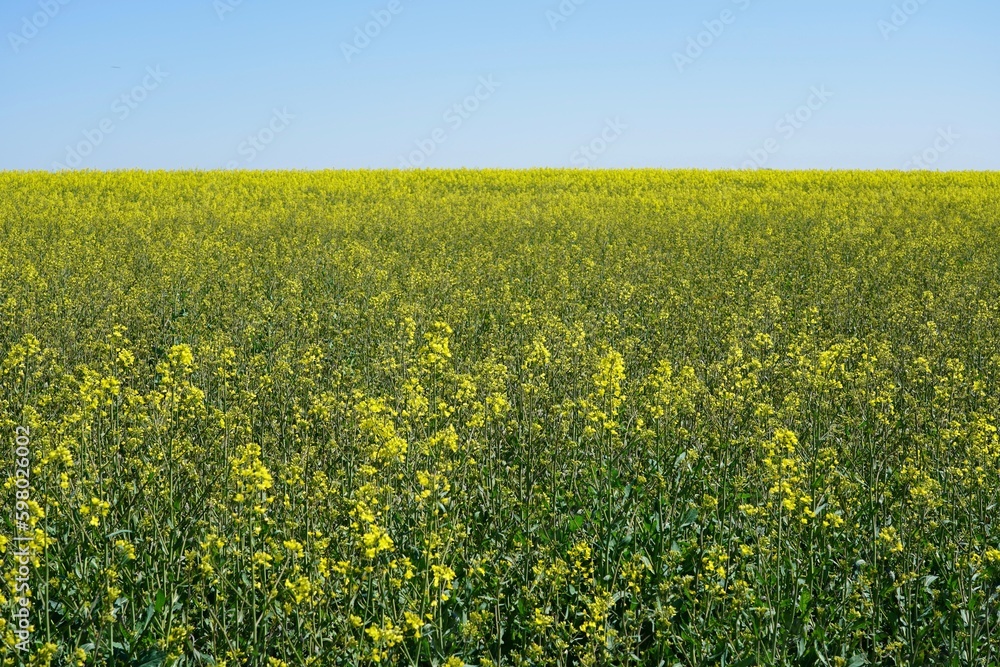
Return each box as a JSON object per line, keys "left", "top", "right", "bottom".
{"left": 1, "top": 170, "right": 999, "bottom": 666}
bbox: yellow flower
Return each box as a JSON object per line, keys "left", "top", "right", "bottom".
{"left": 115, "top": 539, "right": 136, "bottom": 560}
{"left": 282, "top": 540, "right": 304, "bottom": 558}
{"left": 877, "top": 527, "right": 904, "bottom": 554}
{"left": 399, "top": 610, "right": 422, "bottom": 638}
{"left": 284, "top": 575, "right": 312, "bottom": 604}
{"left": 431, "top": 563, "right": 456, "bottom": 588}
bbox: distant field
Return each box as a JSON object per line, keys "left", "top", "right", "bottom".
{"left": 2, "top": 170, "right": 1000, "bottom": 666}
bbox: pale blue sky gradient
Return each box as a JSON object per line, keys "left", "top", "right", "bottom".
{"left": 1, "top": 0, "right": 997, "bottom": 170}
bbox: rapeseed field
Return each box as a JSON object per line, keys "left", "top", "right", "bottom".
{"left": 1, "top": 170, "right": 999, "bottom": 666}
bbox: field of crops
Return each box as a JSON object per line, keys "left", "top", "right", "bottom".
{"left": 2, "top": 170, "right": 1000, "bottom": 666}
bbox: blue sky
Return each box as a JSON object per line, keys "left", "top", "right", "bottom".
{"left": 1, "top": 0, "right": 997, "bottom": 170}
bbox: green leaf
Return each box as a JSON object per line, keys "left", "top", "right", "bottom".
{"left": 135, "top": 601, "right": 156, "bottom": 641}
{"left": 679, "top": 508, "right": 699, "bottom": 527}
{"left": 134, "top": 649, "right": 167, "bottom": 667}
{"left": 798, "top": 588, "right": 811, "bottom": 613}
{"left": 153, "top": 590, "right": 166, "bottom": 614}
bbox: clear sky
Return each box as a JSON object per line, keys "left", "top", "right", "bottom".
{"left": 1, "top": 0, "right": 997, "bottom": 171}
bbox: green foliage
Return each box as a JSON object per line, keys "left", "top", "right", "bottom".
{"left": 1, "top": 170, "right": 999, "bottom": 665}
